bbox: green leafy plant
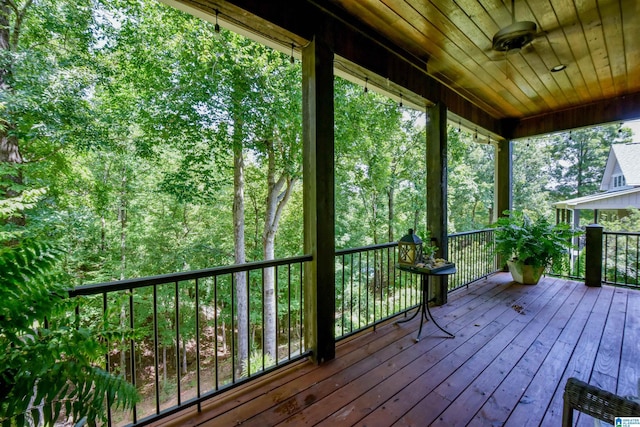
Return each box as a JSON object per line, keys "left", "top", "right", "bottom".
{"left": 0, "top": 240, "right": 139, "bottom": 426}
{"left": 492, "top": 210, "right": 580, "bottom": 269}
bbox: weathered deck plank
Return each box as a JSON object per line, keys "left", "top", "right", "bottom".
{"left": 157, "top": 273, "right": 638, "bottom": 427}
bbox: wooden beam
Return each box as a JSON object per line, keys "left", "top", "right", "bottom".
{"left": 426, "top": 102, "right": 448, "bottom": 305}
{"left": 302, "top": 38, "right": 335, "bottom": 364}
{"left": 174, "top": 0, "right": 505, "bottom": 137}
{"left": 508, "top": 91, "right": 640, "bottom": 139}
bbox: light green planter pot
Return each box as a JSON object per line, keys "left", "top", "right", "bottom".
{"left": 507, "top": 260, "right": 545, "bottom": 285}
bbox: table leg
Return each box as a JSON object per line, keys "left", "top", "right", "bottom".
{"left": 425, "top": 295, "right": 455, "bottom": 338}
{"left": 396, "top": 274, "right": 423, "bottom": 325}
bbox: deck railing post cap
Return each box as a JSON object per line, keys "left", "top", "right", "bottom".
{"left": 586, "top": 223, "right": 604, "bottom": 228}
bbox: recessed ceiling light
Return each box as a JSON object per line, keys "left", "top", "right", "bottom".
{"left": 551, "top": 64, "right": 567, "bottom": 72}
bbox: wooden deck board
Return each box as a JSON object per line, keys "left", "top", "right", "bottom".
{"left": 157, "top": 273, "right": 639, "bottom": 427}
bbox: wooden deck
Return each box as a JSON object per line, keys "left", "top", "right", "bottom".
{"left": 159, "top": 273, "right": 640, "bottom": 427}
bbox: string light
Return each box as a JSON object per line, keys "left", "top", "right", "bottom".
{"left": 474, "top": 129, "right": 478, "bottom": 140}
{"left": 364, "top": 77, "right": 369, "bottom": 93}
{"left": 290, "top": 43, "right": 295, "bottom": 64}
{"left": 214, "top": 9, "right": 220, "bottom": 34}
{"left": 399, "top": 94, "right": 403, "bottom": 108}
{"left": 458, "top": 120, "right": 461, "bottom": 133}
{"left": 618, "top": 122, "right": 623, "bottom": 134}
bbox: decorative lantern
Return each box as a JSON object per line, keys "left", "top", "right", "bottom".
{"left": 398, "top": 229, "right": 423, "bottom": 266}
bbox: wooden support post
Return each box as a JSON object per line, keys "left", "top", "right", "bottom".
{"left": 494, "top": 139, "right": 512, "bottom": 222}
{"left": 302, "top": 38, "right": 335, "bottom": 364}
{"left": 585, "top": 224, "right": 603, "bottom": 287}
{"left": 426, "top": 102, "right": 448, "bottom": 305}
{"left": 494, "top": 138, "right": 512, "bottom": 270}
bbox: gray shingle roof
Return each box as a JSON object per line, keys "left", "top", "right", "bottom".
{"left": 611, "top": 143, "right": 640, "bottom": 185}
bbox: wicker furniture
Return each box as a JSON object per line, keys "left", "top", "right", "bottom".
{"left": 563, "top": 377, "right": 640, "bottom": 426}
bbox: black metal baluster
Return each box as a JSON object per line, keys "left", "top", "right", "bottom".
{"left": 603, "top": 234, "right": 609, "bottom": 283}
{"left": 348, "top": 253, "right": 352, "bottom": 333}
{"left": 275, "top": 265, "right": 279, "bottom": 365}
{"left": 367, "top": 250, "right": 371, "bottom": 326}
{"left": 153, "top": 285, "right": 160, "bottom": 415}
{"left": 299, "top": 263, "right": 303, "bottom": 351}
{"left": 386, "top": 246, "right": 390, "bottom": 317}
{"left": 175, "top": 281, "right": 181, "bottom": 406}
{"left": 248, "top": 270, "right": 252, "bottom": 376}
{"left": 635, "top": 236, "right": 639, "bottom": 288}
{"left": 104, "top": 292, "right": 112, "bottom": 427}
{"left": 195, "top": 278, "right": 201, "bottom": 412}
{"left": 288, "top": 265, "right": 292, "bottom": 359}
{"left": 129, "top": 288, "right": 137, "bottom": 423}
{"left": 623, "top": 234, "right": 630, "bottom": 283}
{"left": 214, "top": 276, "right": 219, "bottom": 391}
{"left": 262, "top": 268, "right": 265, "bottom": 373}
{"left": 231, "top": 274, "right": 235, "bottom": 383}
{"left": 341, "top": 254, "right": 346, "bottom": 335}
{"left": 358, "top": 252, "right": 362, "bottom": 328}
{"left": 615, "top": 235, "right": 620, "bottom": 284}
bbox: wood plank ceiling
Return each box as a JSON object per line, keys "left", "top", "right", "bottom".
{"left": 171, "top": 0, "right": 640, "bottom": 139}
{"left": 328, "top": 0, "right": 640, "bottom": 133}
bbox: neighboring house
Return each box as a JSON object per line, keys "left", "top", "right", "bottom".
{"left": 554, "top": 143, "right": 640, "bottom": 226}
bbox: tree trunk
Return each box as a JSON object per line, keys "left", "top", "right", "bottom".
{"left": 262, "top": 139, "right": 296, "bottom": 362}
{"left": 232, "top": 110, "right": 248, "bottom": 377}
{"left": 120, "top": 305, "right": 127, "bottom": 376}
{"left": 0, "top": 1, "right": 26, "bottom": 228}
{"left": 119, "top": 163, "right": 127, "bottom": 280}
{"left": 162, "top": 345, "right": 167, "bottom": 384}
{"left": 182, "top": 338, "right": 187, "bottom": 375}
{"left": 387, "top": 186, "right": 395, "bottom": 242}
{"left": 220, "top": 319, "right": 227, "bottom": 354}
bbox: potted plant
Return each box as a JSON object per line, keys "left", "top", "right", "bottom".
{"left": 492, "top": 210, "right": 580, "bottom": 285}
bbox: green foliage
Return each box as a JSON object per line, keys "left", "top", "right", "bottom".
{"left": 599, "top": 209, "right": 640, "bottom": 232}
{"left": 492, "top": 210, "right": 581, "bottom": 269}
{"left": 447, "top": 128, "right": 494, "bottom": 232}
{"left": 546, "top": 125, "right": 632, "bottom": 199}
{"left": 240, "top": 351, "right": 276, "bottom": 378}
{"left": 0, "top": 240, "right": 139, "bottom": 425}
{"left": 334, "top": 78, "right": 427, "bottom": 246}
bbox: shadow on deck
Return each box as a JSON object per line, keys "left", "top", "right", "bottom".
{"left": 157, "top": 273, "right": 639, "bottom": 426}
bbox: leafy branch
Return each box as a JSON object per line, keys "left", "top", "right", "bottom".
{"left": 0, "top": 239, "right": 139, "bottom": 425}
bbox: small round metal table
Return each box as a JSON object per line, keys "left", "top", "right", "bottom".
{"left": 396, "top": 264, "right": 456, "bottom": 341}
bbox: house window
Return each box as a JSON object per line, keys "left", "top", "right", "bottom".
{"left": 613, "top": 175, "right": 626, "bottom": 188}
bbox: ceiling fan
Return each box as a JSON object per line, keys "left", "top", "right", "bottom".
{"left": 491, "top": 0, "right": 542, "bottom": 54}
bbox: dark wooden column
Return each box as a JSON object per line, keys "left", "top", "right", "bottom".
{"left": 494, "top": 139, "right": 512, "bottom": 221}
{"left": 585, "top": 224, "right": 604, "bottom": 287}
{"left": 494, "top": 138, "right": 512, "bottom": 270}
{"left": 426, "top": 102, "right": 448, "bottom": 305}
{"left": 302, "top": 37, "right": 335, "bottom": 364}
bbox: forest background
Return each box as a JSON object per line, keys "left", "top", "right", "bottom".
{"left": 2, "top": 0, "right": 634, "bottom": 286}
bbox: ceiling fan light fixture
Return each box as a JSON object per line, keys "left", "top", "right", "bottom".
{"left": 550, "top": 64, "right": 567, "bottom": 72}
{"left": 492, "top": 21, "right": 537, "bottom": 52}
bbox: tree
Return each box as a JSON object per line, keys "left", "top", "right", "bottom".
{"left": 547, "top": 124, "right": 632, "bottom": 199}
{"left": 334, "top": 78, "right": 425, "bottom": 247}
{"left": 447, "top": 128, "right": 494, "bottom": 232}
{"left": 511, "top": 138, "right": 554, "bottom": 217}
